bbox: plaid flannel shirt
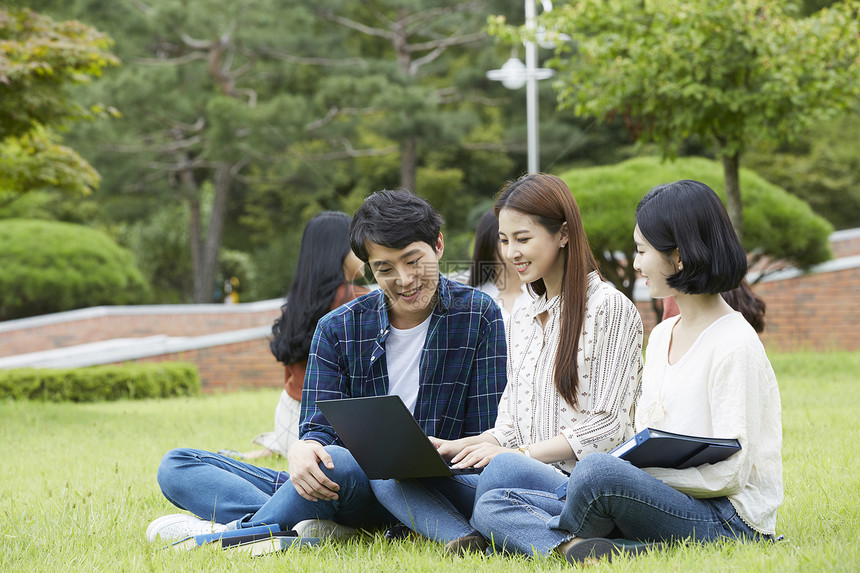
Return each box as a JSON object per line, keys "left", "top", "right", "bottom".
{"left": 299, "top": 275, "right": 507, "bottom": 445}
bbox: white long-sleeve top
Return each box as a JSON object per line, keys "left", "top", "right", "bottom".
{"left": 636, "top": 312, "right": 783, "bottom": 535}
{"left": 490, "top": 272, "right": 643, "bottom": 474}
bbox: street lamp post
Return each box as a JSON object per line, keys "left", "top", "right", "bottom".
{"left": 524, "top": 0, "right": 540, "bottom": 174}
{"left": 486, "top": 0, "right": 556, "bottom": 173}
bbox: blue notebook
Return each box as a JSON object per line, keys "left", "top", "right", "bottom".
{"left": 610, "top": 427, "right": 741, "bottom": 470}
{"left": 555, "top": 429, "right": 741, "bottom": 500}
{"left": 170, "top": 523, "right": 280, "bottom": 551}
{"left": 222, "top": 534, "right": 320, "bottom": 556}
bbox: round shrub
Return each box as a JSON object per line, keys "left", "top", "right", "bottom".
{"left": 0, "top": 219, "right": 152, "bottom": 320}
{"left": 561, "top": 156, "right": 833, "bottom": 269}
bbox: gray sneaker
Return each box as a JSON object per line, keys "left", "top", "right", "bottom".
{"left": 293, "top": 519, "right": 357, "bottom": 540}
{"left": 145, "top": 513, "right": 228, "bottom": 543}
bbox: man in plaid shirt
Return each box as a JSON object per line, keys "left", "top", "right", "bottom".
{"left": 148, "top": 190, "right": 506, "bottom": 544}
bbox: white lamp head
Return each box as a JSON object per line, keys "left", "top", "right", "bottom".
{"left": 486, "top": 57, "right": 527, "bottom": 90}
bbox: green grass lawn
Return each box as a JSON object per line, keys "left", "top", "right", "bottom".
{"left": 1, "top": 351, "right": 858, "bottom": 572}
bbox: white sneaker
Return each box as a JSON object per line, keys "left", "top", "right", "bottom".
{"left": 146, "top": 513, "right": 228, "bottom": 543}
{"left": 293, "top": 519, "right": 357, "bottom": 540}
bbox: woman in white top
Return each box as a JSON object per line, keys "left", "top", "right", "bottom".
{"left": 472, "top": 180, "right": 783, "bottom": 564}
{"left": 469, "top": 210, "right": 531, "bottom": 330}
{"left": 370, "top": 173, "right": 643, "bottom": 551}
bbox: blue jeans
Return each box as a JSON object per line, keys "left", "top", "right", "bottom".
{"left": 473, "top": 452, "right": 768, "bottom": 557}
{"left": 370, "top": 474, "right": 479, "bottom": 543}
{"left": 156, "top": 447, "right": 395, "bottom": 531}
{"left": 471, "top": 453, "right": 571, "bottom": 555}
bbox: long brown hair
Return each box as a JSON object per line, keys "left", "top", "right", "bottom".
{"left": 495, "top": 173, "right": 599, "bottom": 407}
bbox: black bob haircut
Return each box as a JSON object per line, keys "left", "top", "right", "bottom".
{"left": 350, "top": 189, "right": 444, "bottom": 263}
{"left": 635, "top": 179, "right": 747, "bottom": 295}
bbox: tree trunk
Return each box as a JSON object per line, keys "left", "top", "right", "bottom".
{"left": 192, "top": 162, "right": 232, "bottom": 303}
{"left": 721, "top": 152, "right": 743, "bottom": 242}
{"left": 392, "top": 9, "right": 418, "bottom": 195}
{"left": 400, "top": 136, "right": 418, "bottom": 193}
{"left": 180, "top": 165, "right": 204, "bottom": 303}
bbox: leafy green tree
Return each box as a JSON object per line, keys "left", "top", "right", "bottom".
{"left": 25, "top": 0, "right": 335, "bottom": 302}
{"left": 0, "top": 219, "right": 151, "bottom": 320}
{"left": 802, "top": 0, "right": 841, "bottom": 14}
{"left": 239, "top": 0, "right": 521, "bottom": 271}
{"left": 0, "top": 6, "right": 117, "bottom": 139}
{"left": 30, "top": 1, "right": 501, "bottom": 301}
{"left": 746, "top": 110, "right": 860, "bottom": 230}
{"left": 29, "top": 0, "right": 635, "bottom": 303}
{"left": 0, "top": 127, "right": 100, "bottom": 203}
{"left": 0, "top": 6, "right": 117, "bottom": 203}
{"left": 312, "top": 1, "right": 500, "bottom": 194}
{"left": 120, "top": 203, "right": 193, "bottom": 304}
{"left": 516, "top": 0, "right": 860, "bottom": 240}
{"left": 561, "top": 156, "right": 833, "bottom": 300}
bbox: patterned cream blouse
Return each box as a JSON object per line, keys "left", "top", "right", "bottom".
{"left": 489, "top": 271, "right": 644, "bottom": 474}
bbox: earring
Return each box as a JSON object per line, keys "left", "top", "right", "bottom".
{"left": 677, "top": 262, "right": 684, "bottom": 271}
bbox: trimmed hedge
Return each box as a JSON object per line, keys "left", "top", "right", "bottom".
{"left": 0, "top": 362, "right": 200, "bottom": 402}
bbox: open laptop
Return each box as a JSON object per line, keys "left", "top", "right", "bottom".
{"left": 316, "top": 395, "right": 483, "bottom": 480}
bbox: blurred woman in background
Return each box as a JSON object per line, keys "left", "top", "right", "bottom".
{"left": 224, "top": 212, "right": 368, "bottom": 460}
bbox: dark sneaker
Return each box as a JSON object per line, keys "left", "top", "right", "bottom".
{"left": 565, "top": 538, "right": 662, "bottom": 564}
{"left": 444, "top": 530, "right": 490, "bottom": 555}
{"left": 383, "top": 523, "right": 413, "bottom": 541}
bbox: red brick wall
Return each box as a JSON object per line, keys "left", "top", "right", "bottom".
{"left": 635, "top": 300, "right": 662, "bottom": 340}
{"left": 831, "top": 234, "right": 860, "bottom": 259}
{"left": 132, "top": 338, "right": 284, "bottom": 393}
{"left": 0, "top": 306, "right": 280, "bottom": 359}
{"left": 755, "top": 265, "right": 860, "bottom": 351}
{"left": 635, "top": 264, "right": 860, "bottom": 352}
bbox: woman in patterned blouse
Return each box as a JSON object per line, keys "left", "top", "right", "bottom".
{"left": 371, "top": 173, "right": 644, "bottom": 552}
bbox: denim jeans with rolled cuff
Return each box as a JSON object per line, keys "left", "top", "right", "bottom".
{"left": 471, "top": 452, "right": 769, "bottom": 557}
{"left": 156, "top": 446, "right": 395, "bottom": 531}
